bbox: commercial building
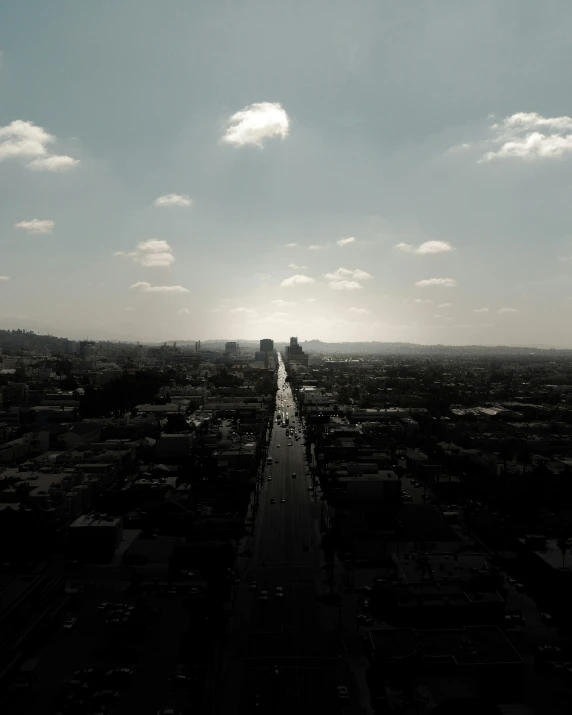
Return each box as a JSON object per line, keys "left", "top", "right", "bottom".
{"left": 259, "top": 339, "right": 274, "bottom": 354}
{"left": 285, "top": 337, "right": 308, "bottom": 368}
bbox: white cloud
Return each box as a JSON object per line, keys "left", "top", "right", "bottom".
{"left": 395, "top": 240, "right": 453, "bottom": 254}
{"left": 271, "top": 299, "right": 296, "bottom": 306}
{"left": 414, "top": 298, "right": 434, "bottom": 305}
{"left": 437, "top": 303, "right": 452, "bottom": 308}
{"left": 28, "top": 155, "right": 79, "bottom": 171}
{"left": 221, "top": 101, "right": 290, "bottom": 147}
{"left": 306, "top": 298, "right": 316, "bottom": 303}
{"left": 272, "top": 311, "right": 290, "bottom": 318}
{"left": 476, "top": 112, "right": 572, "bottom": 162}
{"left": 474, "top": 308, "right": 489, "bottom": 313}
{"left": 307, "top": 244, "right": 323, "bottom": 251}
{"left": 415, "top": 278, "right": 457, "bottom": 288}
{"left": 347, "top": 307, "right": 371, "bottom": 315}
{"left": 325, "top": 267, "right": 373, "bottom": 281}
{"left": 14, "top": 219, "right": 54, "bottom": 235}
{"left": 177, "top": 308, "right": 191, "bottom": 315}
{"left": 280, "top": 274, "right": 315, "bottom": 287}
{"left": 337, "top": 237, "right": 356, "bottom": 247}
{"left": 130, "top": 282, "right": 189, "bottom": 294}
{"left": 0, "top": 276, "right": 10, "bottom": 282}
{"left": 0, "top": 120, "right": 53, "bottom": 161}
{"left": 329, "top": 280, "right": 362, "bottom": 291}
{"left": 230, "top": 307, "right": 257, "bottom": 316}
{"left": 115, "top": 239, "right": 175, "bottom": 267}
{"left": 498, "top": 307, "right": 519, "bottom": 314}
{"left": 285, "top": 243, "right": 298, "bottom": 248}
{"left": 153, "top": 194, "right": 193, "bottom": 208}
{"left": 288, "top": 263, "right": 307, "bottom": 270}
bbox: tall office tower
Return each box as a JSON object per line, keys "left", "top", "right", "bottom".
{"left": 285, "top": 336, "right": 308, "bottom": 367}
{"left": 260, "top": 338, "right": 274, "bottom": 353}
{"left": 225, "top": 341, "right": 238, "bottom": 355}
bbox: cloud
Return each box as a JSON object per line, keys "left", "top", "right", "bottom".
{"left": 115, "top": 239, "right": 175, "bottom": 267}
{"left": 415, "top": 278, "right": 457, "bottom": 288}
{"left": 498, "top": 307, "right": 519, "bottom": 314}
{"left": 329, "top": 280, "right": 362, "bottom": 291}
{"left": 306, "top": 298, "right": 317, "bottom": 303}
{"left": 0, "top": 276, "right": 10, "bottom": 282}
{"left": 337, "top": 237, "right": 356, "bottom": 247}
{"left": 307, "top": 244, "right": 324, "bottom": 251}
{"left": 476, "top": 112, "right": 572, "bottom": 162}
{"left": 395, "top": 240, "right": 453, "bottom": 254}
{"left": 347, "top": 307, "right": 371, "bottom": 315}
{"left": 271, "top": 299, "right": 296, "bottom": 306}
{"left": 153, "top": 194, "right": 193, "bottom": 208}
{"left": 285, "top": 243, "right": 298, "bottom": 248}
{"left": 14, "top": 219, "right": 54, "bottom": 235}
{"left": 28, "top": 155, "right": 80, "bottom": 171}
{"left": 124, "top": 306, "right": 136, "bottom": 312}
{"left": 280, "top": 274, "right": 315, "bottom": 287}
{"left": 437, "top": 303, "right": 452, "bottom": 308}
{"left": 177, "top": 308, "right": 191, "bottom": 315}
{"left": 0, "top": 118, "right": 80, "bottom": 170}
{"left": 221, "top": 101, "right": 290, "bottom": 147}
{"left": 325, "top": 267, "right": 372, "bottom": 281}
{"left": 230, "top": 307, "right": 257, "bottom": 316}
{"left": 130, "top": 282, "right": 189, "bottom": 293}
{"left": 473, "top": 308, "right": 489, "bottom": 313}
{"left": 288, "top": 263, "right": 307, "bottom": 270}
{"left": 414, "top": 298, "right": 434, "bottom": 305}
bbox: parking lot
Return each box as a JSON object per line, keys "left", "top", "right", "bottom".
{"left": 3, "top": 575, "right": 205, "bottom": 715}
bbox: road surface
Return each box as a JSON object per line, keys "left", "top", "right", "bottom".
{"left": 214, "top": 355, "right": 350, "bottom": 715}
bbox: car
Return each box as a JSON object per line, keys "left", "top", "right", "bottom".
{"left": 270, "top": 498, "right": 276, "bottom": 504}
{"left": 280, "top": 498, "right": 286, "bottom": 504}
{"left": 73, "top": 668, "right": 98, "bottom": 682}
{"left": 508, "top": 577, "right": 517, "bottom": 586}
{"left": 98, "top": 602, "right": 111, "bottom": 610}
{"left": 249, "top": 582, "right": 257, "bottom": 591}
{"left": 402, "top": 495, "right": 413, "bottom": 502}
{"left": 277, "top": 444, "right": 280, "bottom": 448}
{"left": 275, "top": 590, "right": 284, "bottom": 598}
{"left": 292, "top": 472, "right": 296, "bottom": 478}
{"left": 93, "top": 690, "right": 121, "bottom": 701}
{"left": 514, "top": 582, "right": 525, "bottom": 593}
{"left": 167, "top": 587, "right": 177, "bottom": 595}
{"left": 288, "top": 442, "right": 293, "bottom": 446}
{"left": 260, "top": 590, "right": 269, "bottom": 601}
{"left": 308, "top": 486, "right": 313, "bottom": 491}
{"left": 540, "top": 612, "right": 554, "bottom": 624}
{"left": 63, "top": 617, "right": 77, "bottom": 629}
{"left": 357, "top": 614, "right": 373, "bottom": 624}
{"left": 275, "top": 459, "right": 279, "bottom": 463}
{"left": 276, "top": 586, "right": 283, "bottom": 593}
{"left": 267, "top": 476, "right": 272, "bottom": 481}
{"left": 337, "top": 685, "right": 350, "bottom": 700}
{"left": 364, "top": 599, "right": 370, "bottom": 608}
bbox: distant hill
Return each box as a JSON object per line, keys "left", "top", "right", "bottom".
{"left": 1, "top": 329, "right": 572, "bottom": 356}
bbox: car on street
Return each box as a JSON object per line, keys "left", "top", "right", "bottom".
{"left": 270, "top": 498, "right": 276, "bottom": 504}
{"left": 249, "top": 582, "right": 257, "bottom": 591}
{"left": 337, "top": 686, "right": 350, "bottom": 700}
{"left": 292, "top": 472, "right": 296, "bottom": 478}
{"left": 275, "top": 459, "right": 279, "bottom": 463}
{"left": 540, "top": 612, "right": 554, "bottom": 624}
{"left": 280, "top": 498, "right": 286, "bottom": 503}
{"left": 63, "top": 617, "right": 77, "bottom": 630}
{"left": 260, "top": 590, "right": 269, "bottom": 601}
{"left": 267, "top": 476, "right": 272, "bottom": 481}
{"left": 288, "top": 442, "right": 293, "bottom": 446}
{"left": 277, "top": 444, "right": 280, "bottom": 448}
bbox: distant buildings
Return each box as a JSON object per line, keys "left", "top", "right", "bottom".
{"left": 225, "top": 342, "right": 238, "bottom": 357}
{"left": 259, "top": 338, "right": 274, "bottom": 353}
{"left": 285, "top": 336, "right": 308, "bottom": 368}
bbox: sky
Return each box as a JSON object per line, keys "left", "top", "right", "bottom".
{"left": 1, "top": 0, "right": 572, "bottom": 346}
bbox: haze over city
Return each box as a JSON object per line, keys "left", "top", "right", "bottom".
{"left": 2, "top": 1, "right": 572, "bottom": 345}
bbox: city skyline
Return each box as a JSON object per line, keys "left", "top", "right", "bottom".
{"left": 2, "top": 2, "right": 572, "bottom": 345}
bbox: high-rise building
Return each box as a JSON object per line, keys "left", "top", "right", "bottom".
{"left": 285, "top": 336, "right": 308, "bottom": 367}
{"left": 260, "top": 338, "right": 274, "bottom": 353}
{"left": 225, "top": 341, "right": 238, "bottom": 356}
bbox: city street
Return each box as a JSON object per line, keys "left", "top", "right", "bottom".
{"left": 215, "top": 356, "right": 354, "bottom": 715}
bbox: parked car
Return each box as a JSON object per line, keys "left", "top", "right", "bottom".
{"left": 337, "top": 686, "right": 350, "bottom": 700}
{"left": 540, "top": 612, "right": 554, "bottom": 624}
{"left": 63, "top": 617, "right": 77, "bottom": 630}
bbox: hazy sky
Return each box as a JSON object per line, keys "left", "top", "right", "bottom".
{"left": 2, "top": 0, "right": 572, "bottom": 345}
